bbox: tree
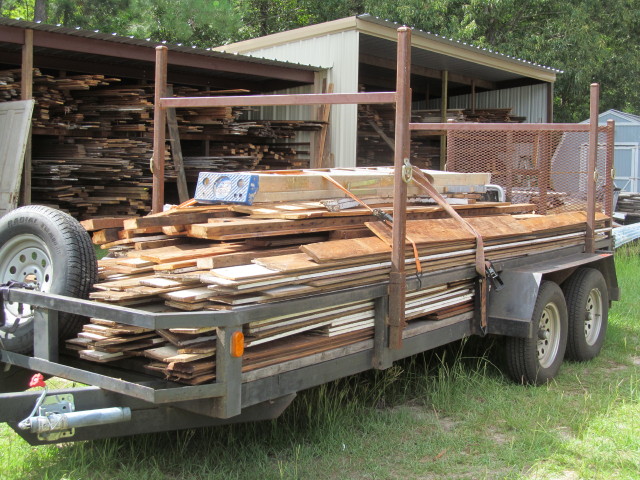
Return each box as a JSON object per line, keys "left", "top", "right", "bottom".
{"left": 33, "top": 0, "right": 45, "bottom": 21}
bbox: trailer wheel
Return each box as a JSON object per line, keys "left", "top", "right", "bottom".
{"left": 562, "top": 268, "right": 608, "bottom": 361}
{"left": 0, "top": 206, "right": 96, "bottom": 356}
{"left": 505, "top": 281, "right": 568, "bottom": 385}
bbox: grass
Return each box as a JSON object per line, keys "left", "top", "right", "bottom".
{"left": 2, "top": 244, "right": 639, "bottom": 480}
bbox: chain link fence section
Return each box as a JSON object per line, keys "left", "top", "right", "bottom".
{"left": 445, "top": 125, "right": 614, "bottom": 216}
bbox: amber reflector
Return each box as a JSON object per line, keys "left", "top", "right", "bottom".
{"left": 230, "top": 331, "right": 245, "bottom": 357}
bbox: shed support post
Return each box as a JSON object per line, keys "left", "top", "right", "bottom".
{"left": 20, "top": 28, "right": 33, "bottom": 206}
{"left": 586, "top": 83, "right": 600, "bottom": 253}
{"left": 389, "top": 27, "right": 411, "bottom": 349}
{"left": 471, "top": 79, "right": 476, "bottom": 114}
{"left": 440, "top": 70, "right": 448, "bottom": 169}
{"left": 546, "top": 82, "right": 554, "bottom": 123}
{"left": 152, "top": 46, "right": 168, "bottom": 214}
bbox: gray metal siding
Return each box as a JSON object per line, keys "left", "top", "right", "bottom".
{"left": 428, "top": 83, "right": 548, "bottom": 123}
{"left": 239, "top": 31, "right": 360, "bottom": 168}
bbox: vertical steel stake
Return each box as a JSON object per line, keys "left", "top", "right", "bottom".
{"left": 586, "top": 83, "right": 599, "bottom": 253}
{"left": 605, "top": 119, "right": 615, "bottom": 217}
{"left": 152, "top": 46, "right": 168, "bottom": 214}
{"left": 20, "top": 29, "right": 33, "bottom": 206}
{"left": 389, "top": 26, "right": 411, "bottom": 349}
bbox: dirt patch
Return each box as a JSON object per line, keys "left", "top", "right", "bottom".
{"left": 437, "top": 416, "right": 457, "bottom": 432}
{"left": 529, "top": 470, "right": 579, "bottom": 480}
{"left": 603, "top": 360, "right": 628, "bottom": 372}
{"left": 485, "top": 426, "right": 512, "bottom": 445}
{"left": 555, "top": 426, "right": 574, "bottom": 441}
{"left": 631, "top": 356, "right": 640, "bottom": 366}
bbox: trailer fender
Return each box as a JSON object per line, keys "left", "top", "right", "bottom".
{"left": 487, "top": 253, "right": 617, "bottom": 338}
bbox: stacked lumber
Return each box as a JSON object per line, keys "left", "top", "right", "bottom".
{"left": 0, "top": 69, "right": 320, "bottom": 218}
{"left": 615, "top": 193, "right": 640, "bottom": 224}
{"left": 462, "top": 108, "right": 526, "bottom": 123}
{"left": 415, "top": 108, "right": 525, "bottom": 124}
{"left": 68, "top": 171, "right": 608, "bottom": 384}
{"left": 357, "top": 104, "right": 439, "bottom": 169}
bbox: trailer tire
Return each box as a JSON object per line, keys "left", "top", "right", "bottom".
{"left": 0, "top": 206, "right": 96, "bottom": 355}
{"left": 562, "top": 268, "right": 608, "bottom": 361}
{"left": 505, "top": 281, "right": 568, "bottom": 385}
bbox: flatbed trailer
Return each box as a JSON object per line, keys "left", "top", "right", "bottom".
{"left": 0, "top": 27, "right": 619, "bottom": 445}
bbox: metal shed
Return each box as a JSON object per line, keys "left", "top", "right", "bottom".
{"left": 215, "top": 14, "right": 560, "bottom": 168}
{"left": 0, "top": 18, "right": 321, "bottom": 211}
{"left": 581, "top": 109, "right": 640, "bottom": 193}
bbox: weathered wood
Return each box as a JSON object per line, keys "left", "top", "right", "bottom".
{"left": 81, "top": 217, "right": 128, "bottom": 231}
{"left": 165, "top": 85, "right": 189, "bottom": 203}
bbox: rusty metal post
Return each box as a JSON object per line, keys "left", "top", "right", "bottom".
{"left": 605, "top": 119, "right": 615, "bottom": 217}
{"left": 152, "top": 46, "right": 168, "bottom": 214}
{"left": 586, "top": 83, "right": 599, "bottom": 253}
{"left": 389, "top": 26, "right": 411, "bottom": 349}
{"left": 20, "top": 29, "right": 33, "bottom": 206}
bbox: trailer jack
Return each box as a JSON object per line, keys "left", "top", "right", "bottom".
{"left": 18, "top": 381, "right": 131, "bottom": 441}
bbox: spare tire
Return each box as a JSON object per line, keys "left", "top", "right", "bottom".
{"left": 0, "top": 206, "right": 97, "bottom": 355}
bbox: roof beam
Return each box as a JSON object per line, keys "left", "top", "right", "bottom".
{"left": 360, "top": 53, "right": 496, "bottom": 90}
{"left": 355, "top": 18, "right": 557, "bottom": 83}
{"left": 0, "top": 24, "right": 315, "bottom": 84}
{"left": 0, "top": 51, "right": 269, "bottom": 90}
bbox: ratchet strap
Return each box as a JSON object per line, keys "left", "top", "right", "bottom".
{"left": 320, "top": 174, "right": 423, "bottom": 273}
{"left": 410, "top": 166, "right": 490, "bottom": 329}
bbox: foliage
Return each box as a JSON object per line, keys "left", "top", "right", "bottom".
{"left": 1, "top": 0, "right": 640, "bottom": 121}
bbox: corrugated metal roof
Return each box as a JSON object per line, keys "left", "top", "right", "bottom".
{"left": 357, "top": 14, "right": 562, "bottom": 75}
{"left": 0, "top": 17, "right": 321, "bottom": 72}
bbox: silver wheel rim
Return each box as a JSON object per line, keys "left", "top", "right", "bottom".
{"left": 585, "top": 288, "right": 603, "bottom": 346}
{"left": 537, "top": 302, "right": 561, "bottom": 369}
{"left": 0, "top": 234, "right": 53, "bottom": 330}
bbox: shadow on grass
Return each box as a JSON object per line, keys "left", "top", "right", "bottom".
{"left": 11, "top": 332, "right": 635, "bottom": 479}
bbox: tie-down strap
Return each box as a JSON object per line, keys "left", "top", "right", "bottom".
{"left": 410, "top": 166, "right": 489, "bottom": 328}
{"left": 320, "top": 173, "right": 424, "bottom": 273}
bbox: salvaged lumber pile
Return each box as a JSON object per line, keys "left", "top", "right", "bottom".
{"left": 615, "top": 193, "right": 640, "bottom": 224}
{"left": 67, "top": 169, "right": 610, "bottom": 385}
{"left": 415, "top": 108, "right": 526, "bottom": 124}
{"left": 0, "top": 69, "right": 321, "bottom": 218}
{"left": 357, "top": 104, "right": 439, "bottom": 169}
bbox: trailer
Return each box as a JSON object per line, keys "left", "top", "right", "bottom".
{"left": 0, "top": 28, "right": 619, "bottom": 445}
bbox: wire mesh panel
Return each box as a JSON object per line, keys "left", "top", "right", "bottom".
{"left": 445, "top": 125, "right": 614, "bottom": 215}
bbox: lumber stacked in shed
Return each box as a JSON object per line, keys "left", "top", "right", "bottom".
{"left": 0, "top": 69, "right": 321, "bottom": 218}
{"left": 69, "top": 173, "right": 608, "bottom": 384}
{"left": 357, "top": 104, "right": 439, "bottom": 169}
{"left": 414, "top": 108, "right": 525, "bottom": 124}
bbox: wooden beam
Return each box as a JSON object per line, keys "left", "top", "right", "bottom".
{"left": 313, "top": 83, "right": 333, "bottom": 168}
{"left": 20, "top": 28, "right": 33, "bottom": 206}
{"left": 165, "top": 85, "right": 189, "bottom": 203}
{"left": 360, "top": 53, "right": 496, "bottom": 90}
{"left": 471, "top": 79, "right": 476, "bottom": 114}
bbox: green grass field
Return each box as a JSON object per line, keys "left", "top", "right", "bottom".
{"left": 1, "top": 244, "right": 638, "bottom": 480}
